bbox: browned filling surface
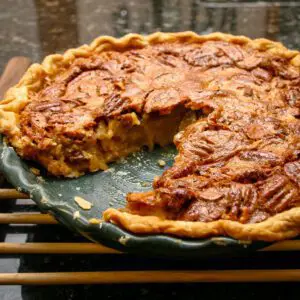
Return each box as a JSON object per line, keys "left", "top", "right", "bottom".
{"left": 18, "top": 40, "right": 300, "bottom": 223}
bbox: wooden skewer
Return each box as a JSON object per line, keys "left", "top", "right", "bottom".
{"left": 0, "top": 189, "right": 29, "bottom": 199}
{"left": 0, "top": 213, "right": 57, "bottom": 224}
{"left": 0, "top": 240, "right": 300, "bottom": 254}
{"left": 0, "top": 242, "right": 119, "bottom": 254}
{"left": 0, "top": 56, "right": 31, "bottom": 99}
{"left": 260, "top": 240, "right": 300, "bottom": 252}
{"left": 1, "top": 270, "right": 300, "bottom": 285}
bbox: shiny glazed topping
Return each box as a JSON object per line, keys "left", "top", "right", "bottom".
{"left": 20, "top": 40, "right": 300, "bottom": 223}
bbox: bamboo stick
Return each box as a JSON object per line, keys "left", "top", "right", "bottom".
{"left": 0, "top": 189, "right": 29, "bottom": 199}
{"left": 0, "top": 213, "right": 57, "bottom": 224}
{"left": 1, "top": 270, "right": 300, "bottom": 285}
{"left": 0, "top": 243, "right": 119, "bottom": 254}
{"left": 261, "top": 240, "right": 300, "bottom": 252}
{"left": 0, "top": 240, "right": 300, "bottom": 254}
{"left": 0, "top": 57, "right": 31, "bottom": 99}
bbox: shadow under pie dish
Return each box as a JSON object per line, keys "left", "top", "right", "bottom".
{"left": 0, "top": 32, "right": 299, "bottom": 242}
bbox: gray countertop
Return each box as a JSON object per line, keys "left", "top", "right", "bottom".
{"left": 2, "top": 0, "right": 300, "bottom": 72}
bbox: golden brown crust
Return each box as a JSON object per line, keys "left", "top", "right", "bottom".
{"left": 1, "top": 32, "right": 300, "bottom": 241}
{"left": 103, "top": 207, "right": 300, "bottom": 241}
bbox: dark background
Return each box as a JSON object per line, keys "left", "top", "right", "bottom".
{"left": 1, "top": 0, "right": 300, "bottom": 299}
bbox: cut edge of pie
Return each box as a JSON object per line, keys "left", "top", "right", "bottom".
{"left": 1, "top": 32, "right": 300, "bottom": 241}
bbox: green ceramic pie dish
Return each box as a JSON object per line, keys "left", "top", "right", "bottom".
{"left": 0, "top": 135, "right": 270, "bottom": 257}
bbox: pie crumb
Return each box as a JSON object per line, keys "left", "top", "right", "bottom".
{"left": 30, "top": 167, "right": 40, "bottom": 176}
{"left": 73, "top": 211, "right": 80, "bottom": 220}
{"left": 74, "top": 196, "right": 93, "bottom": 210}
{"left": 119, "top": 235, "right": 130, "bottom": 245}
{"left": 211, "top": 238, "right": 228, "bottom": 246}
{"left": 157, "top": 159, "right": 166, "bottom": 167}
{"left": 89, "top": 218, "right": 102, "bottom": 224}
{"left": 40, "top": 197, "right": 48, "bottom": 204}
{"left": 37, "top": 176, "right": 45, "bottom": 183}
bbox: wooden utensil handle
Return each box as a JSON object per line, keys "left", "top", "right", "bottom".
{"left": 0, "top": 56, "right": 31, "bottom": 99}
{"left": 1, "top": 270, "right": 300, "bottom": 285}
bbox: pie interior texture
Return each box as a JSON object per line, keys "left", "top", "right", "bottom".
{"left": 0, "top": 32, "right": 299, "bottom": 241}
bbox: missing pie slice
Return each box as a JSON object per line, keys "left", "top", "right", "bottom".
{"left": 0, "top": 32, "right": 299, "bottom": 241}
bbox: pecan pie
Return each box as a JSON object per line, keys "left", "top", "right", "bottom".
{"left": 0, "top": 32, "right": 299, "bottom": 241}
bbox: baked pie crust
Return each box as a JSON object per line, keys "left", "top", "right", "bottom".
{"left": 0, "top": 32, "right": 299, "bottom": 241}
